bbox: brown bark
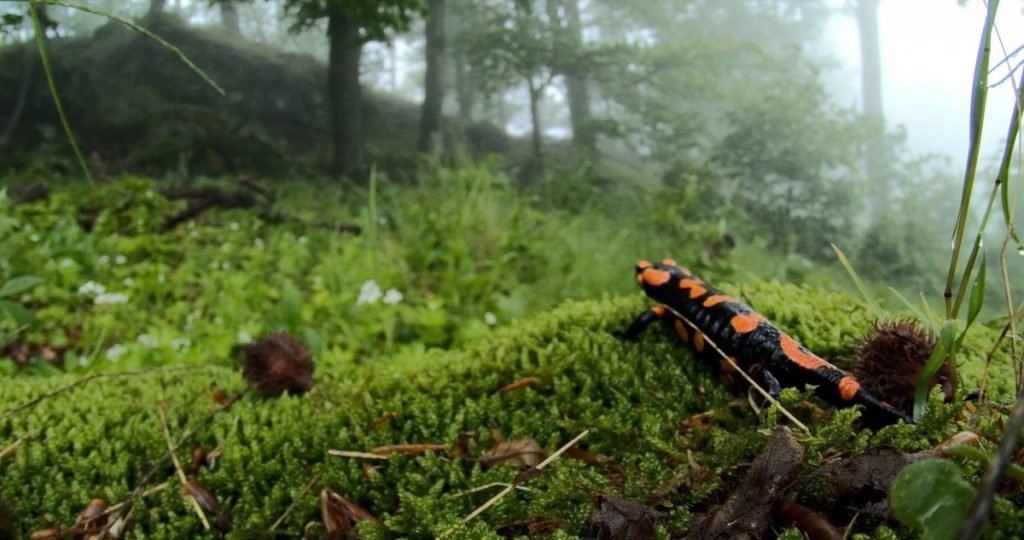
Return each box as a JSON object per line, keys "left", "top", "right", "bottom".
{"left": 527, "top": 78, "right": 543, "bottom": 168}
{"left": 327, "top": 8, "right": 364, "bottom": 178}
{"left": 418, "top": 0, "right": 446, "bottom": 154}
{"left": 563, "top": 0, "right": 593, "bottom": 148}
{"left": 221, "top": 1, "right": 240, "bottom": 34}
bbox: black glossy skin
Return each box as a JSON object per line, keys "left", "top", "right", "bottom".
{"left": 623, "top": 261, "right": 913, "bottom": 426}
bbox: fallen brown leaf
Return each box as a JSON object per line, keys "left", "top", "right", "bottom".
{"left": 320, "top": 489, "right": 379, "bottom": 540}
{"left": 498, "top": 377, "right": 539, "bottom": 394}
{"left": 777, "top": 502, "right": 842, "bottom": 540}
{"left": 685, "top": 427, "right": 804, "bottom": 540}
{"left": 584, "top": 494, "right": 658, "bottom": 540}
{"left": 479, "top": 437, "right": 547, "bottom": 468}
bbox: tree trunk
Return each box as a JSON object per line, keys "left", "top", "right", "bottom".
{"left": 1, "top": 35, "right": 38, "bottom": 149}
{"left": 527, "top": 78, "right": 543, "bottom": 168}
{"left": 563, "top": 0, "right": 593, "bottom": 148}
{"left": 149, "top": 0, "right": 166, "bottom": 17}
{"left": 221, "top": 1, "right": 241, "bottom": 34}
{"left": 857, "top": 0, "right": 887, "bottom": 217}
{"left": 327, "top": 8, "right": 365, "bottom": 178}
{"left": 418, "top": 0, "right": 446, "bottom": 154}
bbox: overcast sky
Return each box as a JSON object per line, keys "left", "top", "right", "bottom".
{"left": 828, "top": 0, "right": 1024, "bottom": 164}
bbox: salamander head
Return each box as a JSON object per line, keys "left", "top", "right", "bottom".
{"left": 635, "top": 259, "right": 690, "bottom": 290}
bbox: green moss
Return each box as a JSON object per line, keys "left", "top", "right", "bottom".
{"left": 0, "top": 286, "right": 1016, "bottom": 537}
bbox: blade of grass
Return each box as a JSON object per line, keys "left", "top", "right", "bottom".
{"left": 831, "top": 243, "right": 885, "bottom": 320}
{"left": 945, "top": 0, "right": 998, "bottom": 319}
{"left": 35, "top": 0, "right": 225, "bottom": 96}
{"left": 913, "top": 319, "right": 956, "bottom": 420}
{"left": 29, "top": 0, "right": 92, "bottom": 185}
{"left": 887, "top": 287, "right": 938, "bottom": 329}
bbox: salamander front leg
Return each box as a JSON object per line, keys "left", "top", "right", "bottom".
{"left": 748, "top": 363, "right": 782, "bottom": 405}
{"left": 619, "top": 306, "right": 668, "bottom": 341}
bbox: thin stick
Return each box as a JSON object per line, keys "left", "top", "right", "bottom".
{"left": 0, "top": 428, "right": 42, "bottom": 460}
{"left": 269, "top": 472, "right": 321, "bottom": 531}
{"left": 660, "top": 304, "right": 811, "bottom": 435}
{"left": 446, "top": 428, "right": 591, "bottom": 535}
{"left": 102, "top": 386, "right": 249, "bottom": 533}
{"left": 327, "top": 450, "right": 390, "bottom": 460}
{"left": 104, "top": 482, "right": 170, "bottom": 514}
{"left": 451, "top": 482, "right": 532, "bottom": 498}
{"left": 0, "top": 365, "right": 208, "bottom": 421}
{"left": 157, "top": 404, "right": 210, "bottom": 530}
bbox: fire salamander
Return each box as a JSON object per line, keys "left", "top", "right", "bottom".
{"left": 623, "top": 259, "right": 913, "bottom": 426}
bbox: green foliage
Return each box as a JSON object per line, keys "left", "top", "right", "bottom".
{"left": 282, "top": 0, "right": 425, "bottom": 39}
{"left": 890, "top": 459, "right": 976, "bottom": 540}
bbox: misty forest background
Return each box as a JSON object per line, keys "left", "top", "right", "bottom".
{"left": 0, "top": 0, "right": 1021, "bottom": 375}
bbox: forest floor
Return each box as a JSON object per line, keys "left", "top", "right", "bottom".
{"left": 1, "top": 173, "right": 1022, "bottom": 538}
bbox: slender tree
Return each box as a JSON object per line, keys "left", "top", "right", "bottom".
{"left": 221, "top": 1, "right": 241, "bottom": 33}
{"left": 856, "top": 0, "right": 888, "bottom": 217}
{"left": 284, "top": 0, "right": 424, "bottom": 178}
{"left": 149, "top": 0, "right": 167, "bottom": 17}
{"left": 545, "top": 0, "right": 592, "bottom": 148}
{"left": 417, "top": 0, "right": 446, "bottom": 154}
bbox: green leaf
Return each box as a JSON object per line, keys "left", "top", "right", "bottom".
{"left": 913, "top": 320, "right": 957, "bottom": 420}
{"left": 891, "top": 459, "right": 975, "bottom": 540}
{"left": 965, "top": 254, "right": 986, "bottom": 329}
{"left": 0, "top": 276, "right": 43, "bottom": 299}
{"left": 0, "top": 300, "right": 32, "bottom": 325}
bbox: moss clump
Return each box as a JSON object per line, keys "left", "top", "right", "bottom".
{"left": 0, "top": 286, "right": 1016, "bottom": 537}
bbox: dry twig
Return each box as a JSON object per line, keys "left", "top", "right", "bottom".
{"left": 157, "top": 404, "right": 211, "bottom": 530}
{"left": 270, "top": 472, "right": 321, "bottom": 531}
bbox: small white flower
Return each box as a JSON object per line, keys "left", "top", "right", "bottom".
{"left": 210, "top": 261, "right": 220, "bottom": 269}
{"left": 214, "top": 316, "right": 224, "bottom": 325}
{"left": 114, "top": 255, "right": 127, "bottom": 265}
{"left": 106, "top": 344, "right": 127, "bottom": 363}
{"left": 237, "top": 331, "right": 252, "bottom": 344}
{"left": 122, "top": 277, "right": 134, "bottom": 287}
{"left": 77, "top": 355, "right": 89, "bottom": 367}
{"left": 298, "top": 236, "right": 308, "bottom": 244}
{"left": 190, "top": 230, "right": 199, "bottom": 238}
{"left": 94, "top": 292, "right": 128, "bottom": 305}
{"left": 221, "top": 262, "right": 231, "bottom": 271}
{"left": 158, "top": 274, "right": 166, "bottom": 284}
{"left": 137, "top": 334, "right": 158, "bottom": 348}
{"left": 254, "top": 238, "right": 264, "bottom": 248}
{"left": 77, "top": 281, "right": 106, "bottom": 296}
{"left": 98, "top": 255, "right": 110, "bottom": 265}
{"left": 29, "top": 234, "right": 39, "bottom": 242}
{"left": 356, "top": 280, "right": 383, "bottom": 305}
{"left": 220, "top": 242, "right": 231, "bottom": 251}
{"left": 171, "top": 337, "right": 191, "bottom": 352}
{"left": 59, "top": 258, "right": 75, "bottom": 268}
{"left": 229, "top": 222, "right": 240, "bottom": 231}
{"left": 145, "top": 190, "right": 155, "bottom": 199}
{"left": 312, "top": 275, "right": 323, "bottom": 286}
{"left": 382, "top": 289, "right": 403, "bottom": 305}
{"left": 484, "top": 312, "right": 498, "bottom": 326}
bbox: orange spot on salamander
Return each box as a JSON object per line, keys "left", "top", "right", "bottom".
{"left": 693, "top": 332, "right": 705, "bottom": 353}
{"left": 730, "top": 313, "right": 766, "bottom": 333}
{"left": 678, "top": 278, "right": 707, "bottom": 299}
{"left": 642, "top": 268, "right": 672, "bottom": 287}
{"left": 778, "top": 334, "right": 833, "bottom": 371}
{"left": 662, "top": 258, "right": 677, "bottom": 266}
{"left": 651, "top": 305, "right": 667, "bottom": 318}
{"left": 838, "top": 376, "right": 861, "bottom": 401}
{"left": 703, "top": 295, "right": 739, "bottom": 308}
{"left": 673, "top": 319, "right": 690, "bottom": 342}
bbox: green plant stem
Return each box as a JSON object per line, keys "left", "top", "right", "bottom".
{"left": 29, "top": 0, "right": 93, "bottom": 186}
{"left": 33, "top": 0, "right": 226, "bottom": 96}
{"left": 945, "top": 0, "right": 998, "bottom": 319}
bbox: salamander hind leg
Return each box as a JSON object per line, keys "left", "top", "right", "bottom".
{"left": 748, "top": 363, "right": 782, "bottom": 407}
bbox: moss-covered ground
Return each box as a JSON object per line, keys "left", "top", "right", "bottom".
{"left": 2, "top": 280, "right": 1020, "bottom": 538}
